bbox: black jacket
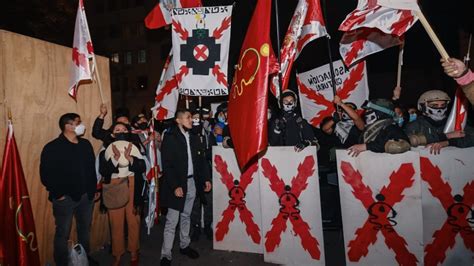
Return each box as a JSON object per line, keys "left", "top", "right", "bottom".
{"left": 363, "top": 123, "right": 409, "bottom": 153}
{"left": 160, "top": 125, "right": 211, "bottom": 212}
{"left": 40, "top": 134, "right": 97, "bottom": 201}
{"left": 98, "top": 149, "right": 146, "bottom": 210}
{"left": 93, "top": 117, "right": 146, "bottom": 153}
{"left": 269, "top": 111, "right": 316, "bottom": 146}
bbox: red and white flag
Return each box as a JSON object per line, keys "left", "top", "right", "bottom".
{"left": 444, "top": 87, "right": 468, "bottom": 133}
{"left": 339, "top": 0, "right": 419, "bottom": 67}
{"left": 270, "top": 0, "right": 327, "bottom": 98}
{"left": 151, "top": 51, "right": 180, "bottom": 120}
{"left": 145, "top": 0, "right": 202, "bottom": 29}
{"left": 68, "top": 0, "right": 95, "bottom": 99}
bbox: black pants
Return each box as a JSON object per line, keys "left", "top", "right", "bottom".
{"left": 191, "top": 191, "right": 212, "bottom": 228}
{"left": 52, "top": 193, "right": 94, "bottom": 266}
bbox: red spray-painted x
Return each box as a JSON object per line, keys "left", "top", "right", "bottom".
{"left": 340, "top": 161, "right": 419, "bottom": 265}
{"left": 214, "top": 155, "right": 261, "bottom": 244}
{"left": 420, "top": 157, "right": 474, "bottom": 266}
{"left": 260, "top": 156, "right": 321, "bottom": 260}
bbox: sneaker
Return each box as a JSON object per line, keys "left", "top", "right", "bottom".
{"left": 191, "top": 226, "right": 201, "bottom": 242}
{"left": 179, "top": 246, "right": 200, "bottom": 259}
{"left": 204, "top": 226, "right": 213, "bottom": 240}
{"left": 160, "top": 257, "right": 172, "bottom": 266}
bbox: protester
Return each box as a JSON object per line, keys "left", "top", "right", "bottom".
{"left": 348, "top": 99, "right": 410, "bottom": 157}
{"left": 269, "top": 90, "right": 318, "bottom": 152}
{"left": 393, "top": 105, "right": 407, "bottom": 128}
{"left": 441, "top": 57, "right": 474, "bottom": 104}
{"left": 99, "top": 122, "right": 146, "bottom": 266}
{"left": 405, "top": 90, "right": 474, "bottom": 154}
{"left": 315, "top": 116, "right": 341, "bottom": 168}
{"left": 40, "top": 113, "right": 99, "bottom": 266}
{"left": 190, "top": 109, "right": 213, "bottom": 241}
{"left": 333, "top": 95, "right": 364, "bottom": 147}
{"left": 210, "top": 102, "right": 228, "bottom": 146}
{"left": 160, "top": 109, "right": 212, "bottom": 266}
{"left": 407, "top": 105, "right": 419, "bottom": 123}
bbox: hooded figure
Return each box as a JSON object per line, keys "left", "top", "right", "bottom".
{"left": 348, "top": 99, "right": 410, "bottom": 157}
{"left": 269, "top": 90, "right": 318, "bottom": 152}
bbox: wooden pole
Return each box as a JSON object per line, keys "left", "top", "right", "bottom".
{"left": 415, "top": 10, "right": 449, "bottom": 60}
{"left": 92, "top": 55, "right": 105, "bottom": 104}
{"left": 185, "top": 96, "right": 189, "bottom": 109}
{"left": 396, "top": 43, "right": 404, "bottom": 88}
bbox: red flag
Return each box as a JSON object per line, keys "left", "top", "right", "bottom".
{"left": 69, "top": 0, "right": 95, "bottom": 99}
{"left": 228, "top": 0, "right": 274, "bottom": 169}
{"left": 144, "top": 0, "right": 202, "bottom": 30}
{"left": 339, "top": 0, "right": 419, "bottom": 66}
{"left": 0, "top": 121, "right": 40, "bottom": 266}
{"left": 444, "top": 87, "right": 468, "bottom": 133}
{"left": 270, "top": 0, "right": 327, "bottom": 97}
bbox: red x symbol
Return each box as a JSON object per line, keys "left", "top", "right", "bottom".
{"left": 194, "top": 45, "right": 209, "bottom": 61}
{"left": 214, "top": 155, "right": 261, "bottom": 244}
{"left": 260, "top": 156, "right": 321, "bottom": 259}
{"left": 297, "top": 61, "right": 365, "bottom": 127}
{"left": 420, "top": 157, "right": 474, "bottom": 266}
{"left": 340, "top": 161, "right": 419, "bottom": 265}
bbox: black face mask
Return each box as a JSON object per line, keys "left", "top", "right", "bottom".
{"left": 114, "top": 132, "right": 130, "bottom": 141}
{"left": 137, "top": 122, "right": 148, "bottom": 130}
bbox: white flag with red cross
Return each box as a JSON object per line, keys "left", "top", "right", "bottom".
{"left": 68, "top": 0, "right": 95, "bottom": 99}
{"left": 419, "top": 147, "right": 474, "bottom": 266}
{"left": 151, "top": 51, "right": 180, "bottom": 120}
{"left": 269, "top": 0, "right": 327, "bottom": 98}
{"left": 297, "top": 60, "right": 369, "bottom": 127}
{"left": 336, "top": 150, "right": 424, "bottom": 265}
{"left": 339, "top": 0, "right": 419, "bottom": 67}
{"left": 212, "top": 147, "right": 263, "bottom": 254}
{"left": 145, "top": 0, "right": 202, "bottom": 29}
{"left": 259, "top": 147, "right": 325, "bottom": 265}
{"left": 171, "top": 6, "right": 232, "bottom": 96}
{"left": 444, "top": 88, "right": 468, "bottom": 133}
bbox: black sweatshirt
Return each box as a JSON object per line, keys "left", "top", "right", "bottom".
{"left": 40, "top": 134, "right": 97, "bottom": 201}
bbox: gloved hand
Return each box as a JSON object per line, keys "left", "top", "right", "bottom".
{"left": 294, "top": 140, "right": 310, "bottom": 152}
{"left": 274, "top": 119, "right": 285, "bottom": 134}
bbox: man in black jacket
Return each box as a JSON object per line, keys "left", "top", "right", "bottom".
{"left": 40, "top": 113, "right": 99, "bottom": 266}
{"left": 160, "top": 109, "right": 212, "bottom": 266}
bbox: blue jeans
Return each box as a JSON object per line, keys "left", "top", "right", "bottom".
{"left": 52, "top": 193, "right": 93, "bottom": 266}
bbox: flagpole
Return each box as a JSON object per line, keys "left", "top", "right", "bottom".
{"left": 415, "top": 10, "right": 449, "bottom": 60}
{"left": 92, "top": 55, "right": 105, "bottom": 104}
{"left": 321, "top": 0, "right": 339, "bottom": 110}
{"left": 396, "top": 43, "right": 404, "bottom": 88}
{"left": 273, "top": 0, "right": 283, "bottom": 98}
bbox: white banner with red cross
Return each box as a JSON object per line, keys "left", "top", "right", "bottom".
{"left": 259, "top": 146, "right": 325, "bottom": 265}
{"left": 419, "top": 147, "right": 474, "bottom": 266}
{"left": 171, "top": 6, "right": 232, "bottom": 96}
{"left": 212, "top": 147, "right": 263, "bottom": 254}
{"left": 297, "top": 60, "right": 369, "bottom": 127}
{"left": 336, "top": 150, "right": 424, "bottom": 265}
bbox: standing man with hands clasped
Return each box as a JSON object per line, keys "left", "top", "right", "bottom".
{"left": 159, "top": 109, "right": 212, "bottom": 266}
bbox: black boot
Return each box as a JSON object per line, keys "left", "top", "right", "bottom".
{"left": 191, "top": 225, "right": 201, "bottom": 242}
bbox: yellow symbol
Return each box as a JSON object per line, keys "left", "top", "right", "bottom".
{"left": 260, "top": 43, "right": 270, "bottom": 57}
{"left": 15, "top": 196, "right": 38, "bottom": 252}
{"left": 232, "top": 48, "right": 261, "bottom": 99}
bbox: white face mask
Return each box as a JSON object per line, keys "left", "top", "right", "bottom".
{"left": 425, "top": 106, "right": 447, "bottom": 121}
{"left": 74, "top": 124, "right": 86, "bottom": 136}
{"left": 283, "top": 103, "right": 295, "bottom": 112}
{"left": 365, "top": 111, "right": 378, "bottom": 126}
{"left": 192, "top": 118, "right": 200, "bottom": 126}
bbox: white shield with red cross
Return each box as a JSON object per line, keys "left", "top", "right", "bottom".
{"left": 212, "top": 147, "right": 263, "bottom": 254}
{"left": 336, "top": 150, "right": 423, "bottom": 265}
{"left": 259, "top": 147, "right": 325, "bottom": 265}
{"left": 171, "top": 6, "right": 232, "bottom": 96}
{"left": 419, "top": 147, "right": 474, "bottom": 266}
{"left": 297, "top": 59, "right": 369, "bottom": 127}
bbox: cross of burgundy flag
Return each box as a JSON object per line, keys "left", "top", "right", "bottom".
{"left": 228, "top": 0, "right": 276, "bottom": 169}
{"left": 0, "top": 121, "right": 41, "bottom": 266}
{"left": 339, "top": 0, "right": 420, "bottom": 67}
{"left": 68, "top": 0, "right": 95, "bottom": 99}
{"left": 151, "top": 50, "right": 180, "bottom": 120}
{"left": 444, "top": 87, "right": 468, "bottom": 133}
{"left": 269, "top": 0, "right": 327, "bottom": 98}
{"left": 145, "top": 0, "right": 202, "bottom": 29}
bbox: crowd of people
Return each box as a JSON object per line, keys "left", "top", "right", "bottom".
{"left": 38, "top": 58, "right": 474, "bottom": 266}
